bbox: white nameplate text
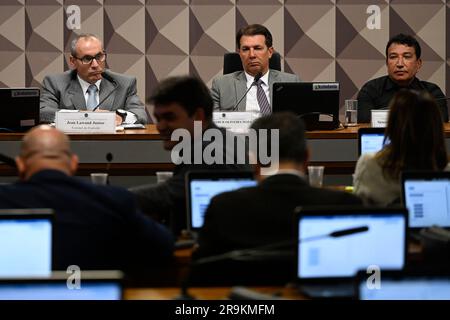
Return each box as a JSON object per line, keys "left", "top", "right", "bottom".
{"left": 371, "top": 110, "right": 389, "bottom": 128}
{"left": 56, "top": 111, "right": 116, "bottom": 134}
{"left": 213, "top": 112, "right": 261, "bottom": 133}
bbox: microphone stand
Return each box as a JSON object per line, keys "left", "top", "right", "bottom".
{"left": 231, "top": 72, "right": 263, "bottom": 112}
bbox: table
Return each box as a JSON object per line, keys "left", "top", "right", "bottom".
{"left": 2, "top": 124, "right": 450, "bottom": 177}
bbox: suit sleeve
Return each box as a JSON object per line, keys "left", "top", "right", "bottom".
{"left": 40, "top": 76, "right": 61, "bottom": 123}
{"left": 123, "top": 77, "right": 150, "bottom": 124}
{"left": 211, "top": 77, "right": 221, "bottom": 111}
{"left": 357, "top": 82, "right": 376, "bottom": 123}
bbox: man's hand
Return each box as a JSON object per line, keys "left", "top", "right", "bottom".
{"left": 94, "top": 109, "right": 123, "bottom": 126}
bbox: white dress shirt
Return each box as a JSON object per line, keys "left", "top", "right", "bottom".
{"left": 77, "top": 76, "right": 137, "bottom": 124}
{"left": 245, "top": 71, "right": 270, "bottom": 113}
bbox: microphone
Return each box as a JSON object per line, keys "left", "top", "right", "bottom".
{"left": 176, "top": 225, "right": 369, "bottom": 299}
{"left": 105, "top": 152, "right": 113, "bottom": 185}
{"left": 0, "top": 153, "right": 17, "bottom": 168}
{"left": 232, "top": 71, "right": 263, "bottom": 111}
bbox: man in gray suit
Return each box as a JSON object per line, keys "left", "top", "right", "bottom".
{"left": 211, "top": 24, "right": 300, "bottom": 112}
{"left": 40, "top": 34, "right": 149, "bottom": 125}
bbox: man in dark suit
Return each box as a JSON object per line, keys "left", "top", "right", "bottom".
{"left": 357, "top": 33, "right": 448, "bottom": 123}
{"left": 211, "top": 24, "right": 299, "bottom": 112}
{"left": 130, "top": 76, "right": 250, "bottom": 234}
{"left": 40, "top": 34, "right": 149, "bottom": 125}
{"left": 0, "top": 125, "right": 173, "bottom": 275}
{"left": 192, "top": 112, "right": 362, "bottom": 285}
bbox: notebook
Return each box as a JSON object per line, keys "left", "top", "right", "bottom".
{"left": 294, "top": 206, "right": 407, "bottom": 298}
{"left": 0, "top": 271, "right": 123, "bottom": 300}
{"left": 186, "top": 171, "right": 256, "bottom": 231}
{"left": 0, "top": 88, "right": 40, "bottom": 132}
{"left": 402, "top": 171, "right": 450, "bottom": 229}
{"left": 357, "top": 270, "right": 450, "bottom": 300}
{"left": 358, "top": 127, "right": 386, "bottom": 156}
{"left": 0, "top": 209, "right": 53, "bottom": 277}
{"left": 272, "top": 82, "right": 340, "bottom": 130}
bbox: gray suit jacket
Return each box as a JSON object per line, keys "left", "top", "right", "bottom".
{"left": 40, "top": 69, "right": 149, "bottom": 124}
{"left": 211, "top": 69, "right": 300, "bottom": 111}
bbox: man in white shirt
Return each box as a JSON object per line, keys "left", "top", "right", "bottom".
{"left": 40, "top": 34, "right": 149, "bottom": 125}
{"left": 211, "top": 24, "right": 300, "bottom": 113}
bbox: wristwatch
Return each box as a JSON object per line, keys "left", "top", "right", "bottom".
{"left": 116, "top": 109, "right": 127, "bottom": 122}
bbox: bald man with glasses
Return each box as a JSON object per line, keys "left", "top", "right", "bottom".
{"left": 40, "top": 34, "right": 149, "bottom": 125}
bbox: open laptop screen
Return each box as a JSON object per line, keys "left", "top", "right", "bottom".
{"left": 0, "top": 271, "right": 122, "bottom": 300}
{"left": 358, "top": 273, "right": 450, "bottom": 300}
{"left": 187, "top": 171, "right": 256, "bottom": 230}
{"left": 297, "top": 208, "right": 406, "bottom": 280}
{"left": 0, "top": 210, "right": 53, "bottom": 277}
{"left": 402, "top": 172, "right": 450, "bottom": 228}
{"left": 358, "top": 128, "right": 386, "bottom": 156}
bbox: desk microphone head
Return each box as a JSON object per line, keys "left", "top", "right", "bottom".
{"left": 253, "top": 71, "right": 263, "bottom": 83}
{"left": 105, "top": 152, "right": 113, "bottom": 185}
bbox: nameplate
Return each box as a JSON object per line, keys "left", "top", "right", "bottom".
{"left": 55, "top": 111, "right": 116, "bottom": 134}
{"left": 213, "top": 112, "right": 261, "bottom": 133}
{"left": 371, "top": 110, "right": 389, "bottom": 128}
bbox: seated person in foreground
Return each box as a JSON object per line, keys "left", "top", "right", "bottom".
{"left": 0, "top": 125, "right": 173, "bottom": 274}
{"left": 40, "top": 33, "right": 149, "bottom": 125}
{"left": 130, "top": 76, "right": 251, "bottom": 234}
{"left": 211, "top": 24, "right": 299, "bottom": 113}
{"left": 357, "top": 33, "right": 448, "bottom": 123}
{"left": 354, "top": 89, "right": 448, "bottom": 205}
{"left": 191, "top": 112, "right": 362, "bottom": 285}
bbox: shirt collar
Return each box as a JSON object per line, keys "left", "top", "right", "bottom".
{"left": 385, "top": 76, "right": 421, "bottom": 91}
{"left": 244, "top": 70, "right": 270, "bottom": 86}
{"left": 77, "top": 75, "right": 101, "bottom": 94}
{"left": 263, "top": 168, "right": 306, "bottom": 179}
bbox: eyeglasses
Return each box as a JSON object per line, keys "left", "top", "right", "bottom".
{"left": 74, "top": 52, "right": 107, "bottom": 65}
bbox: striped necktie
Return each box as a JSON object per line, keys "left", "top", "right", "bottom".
{"left": 256, "top": 79, "right": 271, "bottom": 115}
{"left": 86, "top": 84, "right": 98, "bottom": 110}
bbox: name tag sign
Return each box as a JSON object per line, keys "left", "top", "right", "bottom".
{"left": 55, "top": 110, "right": 116, "bottom": 133}
{"left": 371, "top": 110, "right": 389, "bottom": 128}
{"left": 213, "top": 112, "right": 261, "bottom": 133}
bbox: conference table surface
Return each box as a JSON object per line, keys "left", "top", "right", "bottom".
{"left": 1, "top": 123, "right": 450, "bottom": 176}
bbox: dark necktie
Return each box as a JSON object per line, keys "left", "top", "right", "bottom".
{"left": 256, "top": 79, "right": 271, "bottom": 115}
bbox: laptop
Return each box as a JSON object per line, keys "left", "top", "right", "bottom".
{"left": 0, "top": 209, "right": 53, "bottom": 277}
{"left": 185, "top": 171, "right": 256, "bottom": 233}
{"left": 357, "top": 270, "right": 450, "bottom": 300}
{"left": 294, "top": 206, "right": 407, "bottom": 298}
{"left": 0, "top": 270, "right": 123, "bottom": 300}
{"left": 272, "top": 82, "right": 340, "bottom": 130}
{"left": 0, "top": 88, "right": 40, "bottom": 132}
{"left": 358, "top": 127, "right": 386, "bottom": 156}
{"left": 402, "top": 171, "right": 450, "bottom": 230}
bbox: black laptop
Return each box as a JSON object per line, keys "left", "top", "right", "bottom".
{"left": 0, "top": 209, "right": 53, "bottom": 277}
{"left": 294, "top": 206, "right": 407, "bottom": 298}
{"left": 272, "top": 82, "right": 340, "bottom": 130}
{"left": 0, "top": 88, "right": 40, "bottom": 132}
{"left": 356, "top": 269, "right": 450, "bottom": 300}
{"left": 185, "top": 171, "right": 256, "bottom": 233}
{"left": 0, "top": 270, "right": 123, "bottom": 300}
